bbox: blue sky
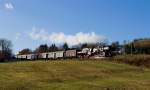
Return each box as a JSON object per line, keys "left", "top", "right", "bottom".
{"left": 0, "top": 0, "right": 150, "bottom": 53}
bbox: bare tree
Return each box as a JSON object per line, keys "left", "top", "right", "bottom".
{"left": 0, "top": 39, "right": 12, "bottom": 61}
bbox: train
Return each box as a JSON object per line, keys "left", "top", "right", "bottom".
{"left": 16, "top": 50, "right": 77, "bottom": 60}
{"left": 16, "top": 46, "right": 117, "bottom": 60}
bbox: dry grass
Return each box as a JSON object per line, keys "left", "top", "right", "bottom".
{"left": 109, "top": 55, "right": 150, "bottom": 67}
{"left": 0, "top": 60, "right": 150, "bottom": 90}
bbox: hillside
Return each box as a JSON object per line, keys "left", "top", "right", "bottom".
{"left": 0, "top": 60, "right": 150, "bottom": 90}
{"left": 134, "top": 39, "right": 150, "bottom": 48}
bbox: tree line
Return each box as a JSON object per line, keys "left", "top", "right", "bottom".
{"left": 18, "top": 43, "right": 70, "bottom": 55}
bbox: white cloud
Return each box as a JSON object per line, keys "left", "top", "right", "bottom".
{"left": 29, "top": 27, "right": 106, "bottom": 46}
{"left": 4, "top": 2, "right": 14, "bottom": 10}
{"left": 15, "top": 33, "right": 21, "bottom": 41}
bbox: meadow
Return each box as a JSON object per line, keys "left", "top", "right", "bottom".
{"left": 0, "top": 59, "right": 150, "bottom": 90}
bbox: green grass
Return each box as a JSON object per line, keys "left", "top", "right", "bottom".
{"left": 0, "top": 60, "right": 150, "bottom": 90}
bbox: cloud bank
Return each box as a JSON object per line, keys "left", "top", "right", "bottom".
{"left": 29, "top": 27, "right": 106, "bottom": 46}
{"left": 4, "top": 2, "right": 14, "bottom": 10}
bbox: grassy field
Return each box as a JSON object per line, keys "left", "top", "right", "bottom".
{"left": 0, "top": 60, "right": 150, "bottom": 90}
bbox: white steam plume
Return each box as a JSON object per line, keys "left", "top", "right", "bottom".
{"left": 29, "top": 27, "right": 106, "bottom": 46}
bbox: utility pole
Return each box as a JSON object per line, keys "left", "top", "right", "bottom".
{"left": 123, "top": 40, "right": 126, "bottom": 55}
{"left": 130, "top": 41, "right": 133, "bottom": 55}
